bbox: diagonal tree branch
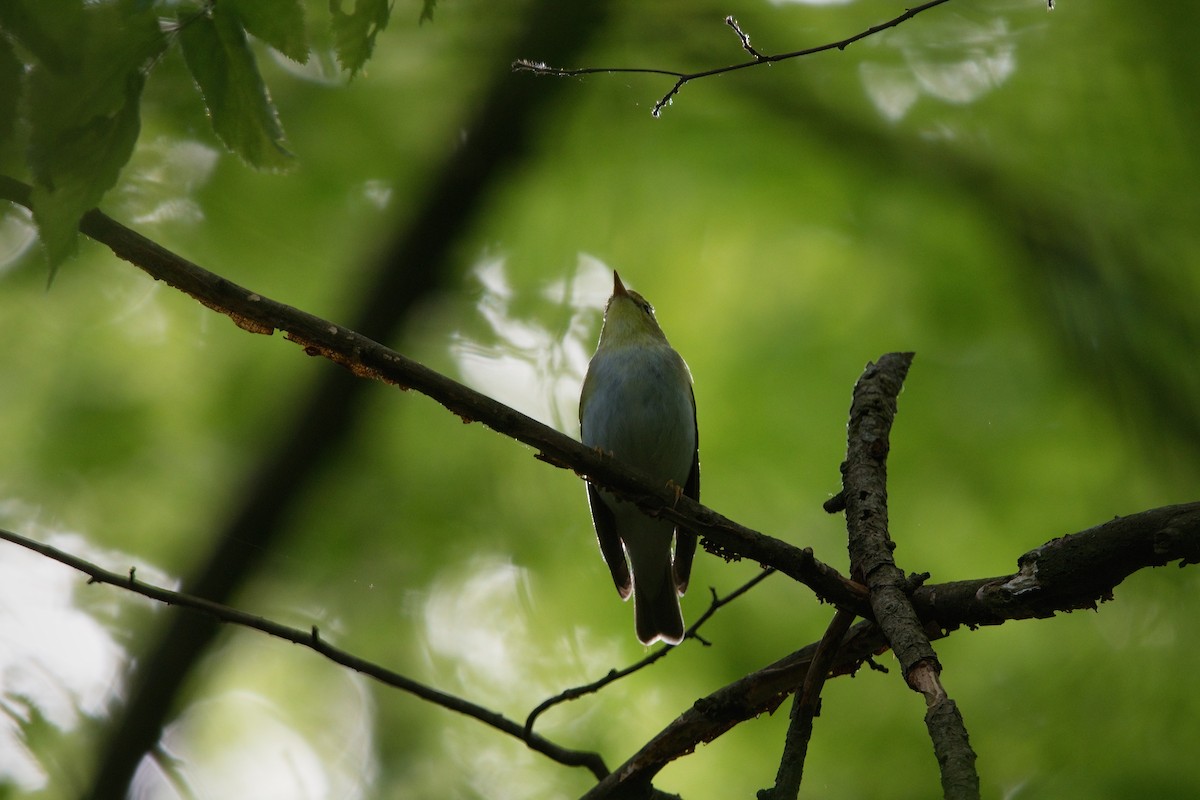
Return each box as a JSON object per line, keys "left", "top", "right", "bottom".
{"left": 0, "top": 526, "right": 610, "bottom": 780}
{"left": 4, "top": 162, "right": 1198, "bottom": 799}
{"left": 513, "top": 0, "right": 954, "bottom": 116}
{"left": 919, "top": 502, "right": 1200, "bottom": 628}
{"left": 0, "top": 173, "right": 870, "bottom": 618}
{"left": 581, "top": 619, "right": 888, "bottom": 800}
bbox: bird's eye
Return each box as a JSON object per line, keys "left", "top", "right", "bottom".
{"left": 640, "top": 301, "right": 654, "bottom": 315}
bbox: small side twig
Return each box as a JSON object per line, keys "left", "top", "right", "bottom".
{"left": 513, "top": 0, "right": 954, "bottom": 116}
{"left": 524, "top": 568, "right": 775, "bottom": 736}
{"left": 725, "top": 16, "right": 763, "bottom": 60}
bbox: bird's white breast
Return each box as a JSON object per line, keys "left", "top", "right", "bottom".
{"left": 581, "top": 343, "right": 695, "bottom": 485}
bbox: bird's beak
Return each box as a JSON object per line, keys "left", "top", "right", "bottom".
{"left": 612, "top": 270, "right": 628, "bottom": 297}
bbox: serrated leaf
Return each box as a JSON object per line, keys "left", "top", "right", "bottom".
{"left": 0, "top": 36, "right": 22, "bottom": 143}
{"left": 329, "top": 0, "right": 391, "bottom": 77}
{"left": 23, "top": 3, "right": 165, "bottom": 272}
{"left": 179, "top": 6, "right": 293, "bottom": 170}
{"left": 226, "top": 0, "right": 309, "bottom": 64}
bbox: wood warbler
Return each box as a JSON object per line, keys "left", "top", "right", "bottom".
{"left": 579, "top": 271, "right": 699, "bottom": 645}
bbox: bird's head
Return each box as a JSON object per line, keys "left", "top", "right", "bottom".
{"left": 599, "top": 271, "right": 668, "bottom": 348}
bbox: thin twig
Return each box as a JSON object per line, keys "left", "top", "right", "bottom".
{"left": 725, "top": 16, "right": 763, "bottom": 60}
{"left": 0, "top": 527, "right": 609, "bottom": 780}
{"left": 513, "top": 0, "right": 955, "bottom": 116}
{"left": 524, "top": 568, "right": 775, "bottom": 736}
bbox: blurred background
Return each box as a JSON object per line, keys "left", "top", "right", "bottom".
{"left": 1, "top": 0, "right": 1198, "bottom": 798}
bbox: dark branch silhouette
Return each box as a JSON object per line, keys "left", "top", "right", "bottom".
{"left": 0, "top": 527, "right": 610, "bottom": 780}
{"left": 7, "top": 495, "right": 1193, "bottom": 799}
{"left": 581, "top": 502, "right": 1199, "bottom": 798}
{"left": 0, "top": 173, "right": 870, "bottom": 620}
{"left": 4, "top": 164, "right": 1199, "bottom": 795}
{"left": 513, "top": 0, "right": 954, "bottom": 116}
{"left": 761, "top": 607, "right": 856, "bottom": 800}
{"left": 0, "top": 301, "right": 1195, "bottom": 797}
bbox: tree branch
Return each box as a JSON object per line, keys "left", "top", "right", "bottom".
{"left": 838, "top": 353, "right": 979, "bottom": 800}
{"left": 581, "top": 619, "right": 889, "bottom": 800}
{"left": 580, "top": 501, "right": 1200, "bottom": 797}
{"left": 3, "top": 173, "right": 1198, "bottom": 797}
{"left": 0, "top": 526, "right": 609, "bottom": 780}
{"left": 917, "top": 502, "right": 1200, "bottom": 628}
{"left": 513, "top": 0, "right": 954, "bottom": 116}
{"left": 1, "top": 475, "right": 1196, "bottom": 798}
{"left": 7, "top": 499, "right": 1190, "bottom": 799}
{"left": 760, "top": 607, "right": 856, "bottom": 800}
{"left": 0, "top": 174, "right": 868, "bottom": 617}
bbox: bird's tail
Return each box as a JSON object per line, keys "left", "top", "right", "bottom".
{"left": 633, "top": 562, "right": 685, "bottom": 646}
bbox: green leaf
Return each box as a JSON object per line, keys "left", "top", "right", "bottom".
{"left": 178, "top": 6, "right": 293, "bottom": 170}
{"left": 329, "top": 0, "right": 391, "bottom": 77}
{"left": 23, "top": 3, "right": 165, "bottom": 272}
{"left": 419, "top": 0, "right": 438, "bottom": 25}
{"left": 30, "top": 73, "right": 144, "bottom": 271}
{"left": 226, "top": 0, "right": 310, "bottom": 64}
{"left": 0, "top": 36, "right": 22, "bottom": 143}
{"left": 0, "top": 0, "right": 79, "bottom": 72}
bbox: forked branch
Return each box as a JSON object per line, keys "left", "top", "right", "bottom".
{"left": 513, "top": 0, "right": 955, "bottom": 116}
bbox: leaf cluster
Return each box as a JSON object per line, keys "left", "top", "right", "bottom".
{"left": 0, "top": 0, "right": 392, "bottom": 272}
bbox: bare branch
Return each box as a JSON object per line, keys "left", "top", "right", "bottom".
{"left": 909, "top": 504, "right": 1200, "bottom": 632}
{"left": 525, "top": 569, "right": 775, "bottom": 736}
{"left": 513, "top": 0, "right": 955, "bottom": 116}
{"left": 0, "top": 527, "right": 609, "bottom": 780}
{"left": 581, "top": 619, "right": 888, "bottom": 799}
{"left": 761, "top": 607, "right": 856, "bottom": 800}
{"left": 582, "top": 502, "right": 1199, "bottom": 797}
{"left": 1, "top": 473, "right": 1196, "bottom": 798}
{"left": 0, "top": 174, "right": 868, "bottom": 616}
{"left": 3, "top": 171, "right": 1198, "bottom": 796}
{"left": 8, "top": 501, "right": 1186, "bottom": 800}
{"left": 837, "top": 353, "right": 979, "bottom": 799}
{"left": 725, "top": 16, "right": 763, "bottom": 60}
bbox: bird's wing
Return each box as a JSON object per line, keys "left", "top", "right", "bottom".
{"left": 672, "top": 386, "right": 701, "bottom": 594}
{"left": 587, "top": 484, "right": 632, "bottom": 599}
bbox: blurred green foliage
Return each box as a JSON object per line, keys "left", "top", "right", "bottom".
{"left": 1, "top": 0, "right": 1198, "bottom": 798}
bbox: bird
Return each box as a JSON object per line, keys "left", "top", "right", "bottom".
{"left": 579, "top": 271, "right": 699, "bottom": 645}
